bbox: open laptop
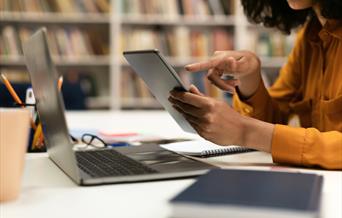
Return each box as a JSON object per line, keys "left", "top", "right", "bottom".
{"left": 22, "top": 28, "right": 216, "bottom": 185}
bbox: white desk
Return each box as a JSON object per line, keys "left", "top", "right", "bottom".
{"left": 1, "top": 111, "right": 341, "bottom": 218}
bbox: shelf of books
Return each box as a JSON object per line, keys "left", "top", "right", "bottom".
{"left": 1, "top": 0, "right": 294, "bottom": 110}
{"left": 114, "top": 0, "right": 237, "bottom": 109}
{"left": 0, "top": 12, "right": 110, "bottom": 24}
{"left": 119, "top": 15, "right": 235, "bottom": 26}
{"left": 0, "top": 0, "right": 111, "bottom": 109}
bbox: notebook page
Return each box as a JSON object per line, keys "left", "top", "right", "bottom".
{"left": 160, "top": 140, "right": 241, "bottom": 156}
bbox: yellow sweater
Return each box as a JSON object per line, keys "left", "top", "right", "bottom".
{"left": 233, "top": 17, "right": 342, "bottom": 170}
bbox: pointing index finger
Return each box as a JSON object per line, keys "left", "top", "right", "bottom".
{"left": 185, "top": 60, "right": 214, "bottom": 72}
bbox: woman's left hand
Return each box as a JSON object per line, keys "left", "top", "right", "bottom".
{"left": 169, "top": 85, "right": 248, "bottom": 146}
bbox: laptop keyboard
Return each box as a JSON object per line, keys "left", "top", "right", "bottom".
{"left": 75, "top": 149, "right": 158, "bottom": 178}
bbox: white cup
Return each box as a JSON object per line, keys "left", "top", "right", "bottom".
{"left": 0, "top": 108, "right": 30, "bottom": 202}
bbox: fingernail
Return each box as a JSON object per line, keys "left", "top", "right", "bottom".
{"left": 185, "top": 64, "right": 194, "bottom": 70}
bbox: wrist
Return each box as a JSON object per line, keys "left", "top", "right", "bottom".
{"left": 241, "top": 116, "right": 274, "bottom": 153}
{"left": 237, "top": 55, "right": 262, "bottom": 98}
{"left": 238, "top": 72, "right": 261, "bottom": 99}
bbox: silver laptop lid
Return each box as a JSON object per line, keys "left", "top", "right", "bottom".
{"left": 23, "top": 28, "right": 80, "bottom": 183}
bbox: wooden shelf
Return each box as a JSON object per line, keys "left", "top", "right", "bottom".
{"left": 119, "top": 15, "right": 235, "bottom": 26}
{"left": 0, "top": 12, "right": 110, "bottom": 24}
{"left": 121, "top": 98, "right": 162, "bottom": 109}
{"left": 0, "top": 55, "right": 110, "bottom": 67}
{"left": 121, "top": 56, "right": 287, "bottom": 69}
{"left": 1, "top": 13, "right": 234, "bottom": 26}
{"left": 86, "top": 96, "right": 111, "bottom": 109}
{"left": 167, "top": 57, "right": 210, "bottom": 67}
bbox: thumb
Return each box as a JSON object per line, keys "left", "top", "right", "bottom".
{"left": 189, "top": 84, "right": 204, "bottom": 96}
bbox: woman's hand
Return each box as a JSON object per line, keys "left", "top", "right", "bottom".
{"left": 185, "top": 50, "right": 261, "bottom": 98}
{"left": 169, "top": 85, "right": 274, "bottom": 152}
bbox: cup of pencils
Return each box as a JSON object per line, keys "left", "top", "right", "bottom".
{"left": 0, "top": 73, "right": 64, "bottom": 152}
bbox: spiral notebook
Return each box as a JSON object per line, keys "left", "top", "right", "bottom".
{"left": 160, "top": 140, "right": 254, "bottom": 157}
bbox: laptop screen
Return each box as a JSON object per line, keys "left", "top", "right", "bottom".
{"left": 23, "top": 28, "right": 80, "bottom": 183}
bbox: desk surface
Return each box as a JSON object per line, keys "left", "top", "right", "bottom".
{"left": 1, "top": 111, "right": 341, "bottom": 218}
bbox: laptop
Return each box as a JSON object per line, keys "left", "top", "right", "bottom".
{"left": 22, "top": 28, "right": 216, "bottom": 185}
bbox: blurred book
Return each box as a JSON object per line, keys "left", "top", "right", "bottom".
{"left": 170, "top": 169, "right": 323, "bottom": 218}
{"left": 1, "top": 26, "right": 22, "bottom": 56}
{"left": 120, "top": 67, "right": 155, "bottom": 107}
{"left": 247, "top": 30, "right": 295, "bottom": 57}
{"left": 120, "top": 27, "right": 234, "bottom": 58}
{"left": 119, "top": 0, "right": 234, "bottom": 17}
{"left": 0, "top": 0, "right": 110, "bottom": 13}
{"left": 0, "top": 25, "right": 108, "bottom": 58}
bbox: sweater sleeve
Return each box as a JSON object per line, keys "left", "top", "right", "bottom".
{"left": 272, "top": 125, "right": 342, "bottom": 170}
{"left": 233, "top": 27, "right": 342, "bottom": 170}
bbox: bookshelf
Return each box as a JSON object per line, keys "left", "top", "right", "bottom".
{"left": 0, "top": 0, "right": 293, "bottom": 110}
{"left": 0, "top": 0, "right": 111, "bottom": 109}
{"left": 0, "top": 11, "right": 110, "bottom": 23}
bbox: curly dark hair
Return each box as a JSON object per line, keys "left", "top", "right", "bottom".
{"left": 240, "top": 0, "right": 342, "bottom": 34}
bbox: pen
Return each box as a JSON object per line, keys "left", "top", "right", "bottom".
{"left": 0, "top": 73, "right": 37, "bottom": 130}
{"left": 108, "top": 142, "right": 131, "bottom": 147}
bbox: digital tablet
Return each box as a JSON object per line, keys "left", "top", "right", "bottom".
{"left": 123, "top": 49, "right": 196, "bottom": 133}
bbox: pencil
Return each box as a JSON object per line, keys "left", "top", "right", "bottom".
{"left": 0, "top": 73, "right": 24, "bottom": 106}
{"left": 0, "top": 73, "right": 37, "bottom": 130}
{"left": 32, "top": 124, "right": 44, "bottom": 149}
{"left": 58, "top": 75, "right": 63, "bottom": 91}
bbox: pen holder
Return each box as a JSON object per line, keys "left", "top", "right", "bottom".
{"left": 0, "top": 109, "right": 30, "bottom": 202}
{"left": 24, "top": 87, "right": 46, "bottom": 152}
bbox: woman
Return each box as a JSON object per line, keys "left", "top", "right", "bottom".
{"left": 169, "top": 0, "right": 342, "bottom": 169}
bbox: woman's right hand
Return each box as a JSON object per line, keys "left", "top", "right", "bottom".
{"left": 185, "top": 50, "right": 262, "bottom": 98}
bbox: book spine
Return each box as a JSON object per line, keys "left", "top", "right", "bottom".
{"left": 1, "top": 0, "right": 109, "bottom": 13}
{"left": 247, "top": 30, "right": 295, "bottom": 57}
{"left": 0, "top": 26, "right": 105, "bottom": 58}
{"left": 120, "top": 68, "right": 154, "bottom": 107}
{"left": 120, "top": 27, "right": 234, "bottom": 59}
{"left": 119, "top": 0, "right": 235, "bottom": 17}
